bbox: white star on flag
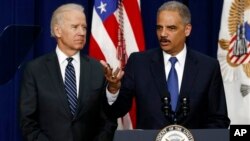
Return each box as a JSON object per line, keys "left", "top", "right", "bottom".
{"left": 97, "top": 1, "right": 107, "bottom": 14}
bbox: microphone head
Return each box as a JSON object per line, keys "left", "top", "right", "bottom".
{"left": 164, "top": 97, "right": 170, "bottom": 104}
{"left": 181, "top": 97, "right": 189, "bottom": 117}
{"left": 181, "top": 97, "right": 189, "bottom": 106}
{"left": 182, "top": 97, "right": 188, "bottom": 103}
{"left": 163, "top": 97, "right": 172, "bottom": 117}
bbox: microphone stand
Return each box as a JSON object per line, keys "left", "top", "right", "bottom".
{"left": 180, "top": 97, "right": 189, "bottom": 123}
{"left": 163, "top": 97, "right": 189, "bottom": 125}
{"left": 163, "top": 97, "right": 174, "bottom": 123}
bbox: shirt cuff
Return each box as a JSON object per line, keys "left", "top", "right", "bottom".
{"left": 106, "top": 87, "right": 119, "bottom": 105}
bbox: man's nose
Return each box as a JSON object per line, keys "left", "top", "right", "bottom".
{"left": 160, "top": 28, "right": 168, "bottom": 37}
{"left": 78, "top": 27, "right": 86, "bottom": 35}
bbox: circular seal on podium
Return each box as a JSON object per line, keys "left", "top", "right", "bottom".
{"left": 155, "top": 125, "right": 194, "bottom": 141}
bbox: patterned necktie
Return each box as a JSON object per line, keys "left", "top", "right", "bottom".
{"left": 167, "top": 57, "right": 179, "bottom": 112}
{"left": 65, "top": 57, "right": 78, "bottom": 115}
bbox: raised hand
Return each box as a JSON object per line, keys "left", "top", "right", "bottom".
{"left": 100, "top": 60, "right": 124, "bottom": 94}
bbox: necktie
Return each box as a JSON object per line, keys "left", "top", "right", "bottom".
{"left": 167, "top": 57, "right": 179, "bottom": 112}
{"left": 65, "top": 57, "right": 78, "bottom": 115}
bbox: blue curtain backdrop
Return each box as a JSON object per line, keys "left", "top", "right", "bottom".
{"left": 0, "top": 0, "right": 223, "bottom": 140}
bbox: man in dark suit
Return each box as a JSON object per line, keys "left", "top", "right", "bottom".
{"left": 103, "top": 1, "right": 230, "bottom": 129}
{"left": 19, "top": 3, "right": 117, "bottom": 141}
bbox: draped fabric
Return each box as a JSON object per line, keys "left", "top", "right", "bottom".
{"left": 0, "top": 0, "right": 223, "bottom": 140}
{"left": 218, "top": 0, "right": 250, "bottom": 124}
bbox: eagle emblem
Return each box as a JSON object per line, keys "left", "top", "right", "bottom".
{"left": 218, "top": 0, "right": 250, "bottom": 97}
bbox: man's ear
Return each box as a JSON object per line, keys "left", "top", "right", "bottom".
{"left": 185, "top": 24, "right": 192, "bottom": 37}
{"left": 54, "top": 24, "right": 62, "bottom": 38}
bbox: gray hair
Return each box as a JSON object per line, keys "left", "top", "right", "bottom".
{"left": 157, "top": 1, "right": 191, "bottom": 25}
{"left": 50, "top": 3, "right": 85, "bottom": 37}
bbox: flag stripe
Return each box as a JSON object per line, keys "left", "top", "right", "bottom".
{"left": 228, "top": 34, "right": 250, "bottom": 64}
{"left": 103, "top": 14, "right": 119, "bottom": 49}
{"left": 89, "top": 36, "right": 106, "bottom": 61}
{"left": 90, "top": 9, "right": 120, "bottom": 68}
{"left": 123, "top": 0, "right": 145, "bottom": 51}
{"left": 122, "top": 9, "right": 139, "bottom": 55}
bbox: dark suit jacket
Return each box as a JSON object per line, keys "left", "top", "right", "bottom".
{"left": 105, "top": 48, "right": 230, "bottom": 129}
{"left": 20, "top": 52, "right": 117, "bottom": 141}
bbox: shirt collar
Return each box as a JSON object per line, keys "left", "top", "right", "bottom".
{"left": 56, "top": 46, "right": 80, "bottom": 64}
{"left": 163, "top": 44, "right": 187, "bottom": 66}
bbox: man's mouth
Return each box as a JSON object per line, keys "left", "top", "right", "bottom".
{"left": 160, "top": 38, "right": 171, "bottom": 45}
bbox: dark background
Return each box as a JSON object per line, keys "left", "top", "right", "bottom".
{"left": 0, "top": 0, "right": 223, "bottom": 140}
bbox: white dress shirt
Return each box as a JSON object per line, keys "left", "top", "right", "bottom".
{"left": 163, "top": 45, "right": 187, "bottom": 93}
{"left": 56, "top": 46, "right": 80, "bottom": 97}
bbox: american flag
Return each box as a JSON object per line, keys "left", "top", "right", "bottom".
{"left": 89, "top": 0, "right": 145, "bottom": 129}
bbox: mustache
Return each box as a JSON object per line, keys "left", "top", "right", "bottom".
{"left": 160, "top": 38, "right": 170, "bottom": 43}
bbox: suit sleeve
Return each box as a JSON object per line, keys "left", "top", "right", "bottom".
{"left": 91, "top": 60, "right": 117, "bottom": 141}
{"left": 19, "top": 64, "right": 49, "bottom": 141}
{"left": 94, "top": 106, "right": 117, "bottom": 141}
{"left": 205, "top": 61, "right": 230, "bottom": 128}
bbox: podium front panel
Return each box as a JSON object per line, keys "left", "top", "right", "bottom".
{"left": 114, "top": 129, "right": 229, "bottom": 141}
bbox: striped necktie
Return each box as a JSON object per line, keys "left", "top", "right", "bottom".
{"left": 65, "top": 57, "right": 78, "bottom": 115}
{"left": 167, "top": 57, "right": 179, "bottom": 112}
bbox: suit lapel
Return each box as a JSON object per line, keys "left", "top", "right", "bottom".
{"left": 150, "top": 49, "right": 171, "bottom": 99}
{"left": 179, "top": 49, "right": 198, "bottom": 101}
{"left": 75, "top": 55, "right": 90, "bottom": 118}
{"left": 45, "top": 52, "right": 73, "bottom": 119}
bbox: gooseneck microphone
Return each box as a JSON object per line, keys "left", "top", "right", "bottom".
{"left": 178, "top": 97, "right": 190, "bottom": 123}
{"left": 163, "top": 97, "right": 172, "bottom": 121}
{"left": 181, "top": 97, "right": 189, "bottom": 117}
{"left": 163, "top": 97, "right": 176, "bottom": 124}
{"left": 163, "top": 96, "right": 190, "bottom": 124}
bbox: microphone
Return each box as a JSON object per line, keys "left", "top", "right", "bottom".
{"left": 163, "top": 96, "right": 190, "bottom": 124}
{"left": 163, "top": 97, "right": 178, "bottom": 124}
{"left": 163, "top": 97, "right": 172, "bottom": 118}
{"left": 181, "top": 97, "right": 189, "bottom": 120}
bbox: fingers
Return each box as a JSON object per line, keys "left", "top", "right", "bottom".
{"left": 112, "top": 67, "right": 125, "bottom": 79}
{"left": 100, "top": 60, "right": 108, "bottom": 68}
{"left": 107, "top": 67, "right": 124, "bottom": 94}
{"left": 116, "top": 70, "right": 124, "bottom": 80}
{"left": 100, "top": 60, "right": 112, "bottom": 71}
{"left": 107, "top": 67, "right": 123, "bottom": 81}
{"left": 99, "top": 60, "right": 124, "bottom": 81}
{"left": 100, "top": 60, "right": 113, "bottom": 75}
{"left": 112, "top": 68, "right": 120, "bottom": 78}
